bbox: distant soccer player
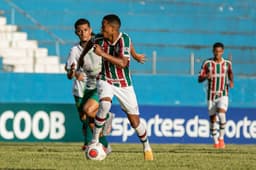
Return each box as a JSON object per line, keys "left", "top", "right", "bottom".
{"left": 198, "top": 42, "right": 234, "bottom": 149}
{"left": 90, "top": 14, "right": 154, "bottom": 160}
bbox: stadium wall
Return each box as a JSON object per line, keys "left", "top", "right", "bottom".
{"left": 0, "top": 73, "right": 255, "bottom": 144}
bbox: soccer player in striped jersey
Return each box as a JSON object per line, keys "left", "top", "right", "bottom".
{"left": 69, "top": 18, "right": 146, "bottom": 154}
{"left": 91, "top": 14, "right": 153, "bottom": 160}
{"left": 198, "top": 42, "right": 234, "bottom": 149}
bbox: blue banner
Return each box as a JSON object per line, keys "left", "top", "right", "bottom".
{"left": 0, "top": 103, "right": 255, "bottom": 144}
{"left": 109, "top": 105, "right": 256, "bottom": 144}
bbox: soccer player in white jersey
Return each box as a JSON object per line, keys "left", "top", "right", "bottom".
{"left": 198, "top": 42, "right": 234, "bottom": 149}
{"left": 65, "top": 18, "right": 111, "bottom": 151}
{"left": 90, "top": 14, "right": 153, "bottom": 160}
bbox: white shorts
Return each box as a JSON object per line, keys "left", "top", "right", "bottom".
{"left": 207, "top": 96, "right": 228, "bottom": 116}
{"left": 97, "top": 80, "right": 140, "bottom": 115}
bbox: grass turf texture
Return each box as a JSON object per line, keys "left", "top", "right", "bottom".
{"left": 0, "top": 143, "right": 255, "bottom": 170}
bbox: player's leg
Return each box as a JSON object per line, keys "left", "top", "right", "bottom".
{"left": 88, "top": 115, "right": 111, "bottom": 154}
{"left": 208, "top": 100, "right": 219, "bottom": 148}
{"left": 91, "top": 80, "right": 113, "bottom": 144}
{"left": 102, "top": 111, "right": 115, "bottom": 136}
{"left": 127, "top": 114, "right": 153, "bottom": 160}
{"left": 82, "top": 90, "right": 99, "bottom": 131}
{"left": 83, "top": 92, "right": 114, "bottom": 136}
{"left": 92, "top": 98, "right": 112, "bottom": 143}
{"left": 115, "top": 86, "right": 153, "bottom": 160}
{"left": 87, "top": 109, "right": 111, "bottom": 153}
{"left": 210, "top": 114, "right": 219, "bottom": 148}
{"left": 74, "top": 96, "right": 91, "bottom": 150}
{"left": 82, "top": 88, "right": 110, "bottom": 151}
{"left": 216, "top": 96, "right": 228, "bottom": 149}
{"left": 82, "top": 118, "right": 92, "bottom": 150}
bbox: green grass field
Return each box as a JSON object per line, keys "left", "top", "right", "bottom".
{"left": 0, "top": 142, "right": 255, "bottom": 170}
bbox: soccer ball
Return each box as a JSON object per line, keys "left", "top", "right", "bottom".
{"left": 86, "top": 143, "right": 107, "bottom": 161}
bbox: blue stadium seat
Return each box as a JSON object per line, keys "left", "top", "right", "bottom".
{"left": 1, "top": 0, "right": 255, "bottom": 75}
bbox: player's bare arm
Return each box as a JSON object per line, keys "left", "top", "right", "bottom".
{"left": 131, "top": 43, "right": 146, "bottom": 64}
{"left": 74, "top": 70, "right": 85, "bottom": 81}
{"left": 94, "top": 44, "right": 128, "bottom": 68}
{"left": 228, "top": 69, "right": 234, "bottom": 88}
{"left": 198, "top": 72, "right": 211, "bottom": 83}
{"left": 66, "top": 63, "right": 76, "bottom": 79}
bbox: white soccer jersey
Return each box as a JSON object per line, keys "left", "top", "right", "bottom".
{"left": 82, "top": 47, "right": 102, "bottom": 90}
{"left": 65, "top": 43, "right": 86, "bottom": 97}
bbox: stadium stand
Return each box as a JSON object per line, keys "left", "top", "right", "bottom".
{"left": 0, "top": 10, "right": 64, "bottom": 73}
{"left": 0, "top": 0, "right": 255, "bottom": 75}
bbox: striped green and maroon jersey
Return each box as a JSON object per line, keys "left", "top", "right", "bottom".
{"left": 199, "top": 58, "right": 232, "bottom": 101}
{"left": 95, "top": 32, "right": 132, "bottom": 87}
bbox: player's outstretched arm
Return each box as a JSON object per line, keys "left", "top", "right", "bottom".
{"left": 130, "top": 43, "right": 146, "bottom": 64}
{"left": 66, "top": 63, "right": 76, "bottom": 80}
{"left": 198, "top": 61, "right": 211, "bottom": 83}
{"left": 228, "top": 69, "right": 234, "bottom": 88}
{"left": 74, "top": 70, "right": 85, "bottom": 81}
{"left": 198, "top": 75, "right": 206, "bottom": 83}
{"left": 198, "top": 73, "right": 211, "bottom": 83}
{"left": 94, "top": 44, "right": 129, "bottom": 68}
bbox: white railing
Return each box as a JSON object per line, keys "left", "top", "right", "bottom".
{"left": 152, "top": 50, "right": 157, "bottom": 74}
{"left": 190, "top": 53, "right": 195, "bottom": 75}
{"left": 147, "top": 51, "right": 196, "bottom": 75}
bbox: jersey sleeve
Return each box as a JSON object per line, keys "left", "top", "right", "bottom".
{"left": 120, "top": 33, "right": 131, "bottom": 58}
{"left": 93, "top": 33, "right": 104, "bottom": 44}
{"left": 198, "top": 60, "right": 208, "bottom": 77}
{"left": 65, "top": 46, "right": 78, "bottom": 71}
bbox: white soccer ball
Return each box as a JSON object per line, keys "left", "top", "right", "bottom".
{"left": 86, "top": 143, "right": 107, "bottom": 161}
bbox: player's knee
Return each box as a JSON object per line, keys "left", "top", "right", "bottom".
{"left": 217, "top": 108, "right": 226, "bottom": 113}
{"left": 85, "top": 106, "right": 97, "bottom": 118}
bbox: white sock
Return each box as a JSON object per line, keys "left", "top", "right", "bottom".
{"left": 218, "top": 112, "right": 226, "bottom": 140}
{"left": 210, "top": 121, "right": 219, "bottom": 144}
{"left": 135, "top": 123, "right": 151, "bottom": 151}
{"left": 92, "top": 101, "right": 111, "bottom": 143}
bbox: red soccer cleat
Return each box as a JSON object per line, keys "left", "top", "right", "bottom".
{"left": 213, "top": 143, "right": 219, "bottom": 149}
{"left": 218, "top": 139, "right": 225, "bottom": 149}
